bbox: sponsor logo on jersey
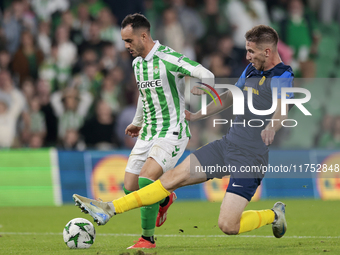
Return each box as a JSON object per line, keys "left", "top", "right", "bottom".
{"left": 137, "top": 79, "right": 162, "bottom": 89}
{"left": 243, "top": 86, "right": 259, "bottom": 95}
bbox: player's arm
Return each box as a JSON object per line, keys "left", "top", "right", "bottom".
{"left": 262, "top": 69, "right": 294, "bottom": 145}
{"left": 173, "top": 54, "right": 215, "bottom": 95}
{"left": 190, "top": 65, "right": 215, "bottom": 95}
{"left": 261, "top": 100, "right": 288, "bottom": 146}
{"left": 186, "top": 64, "right": 250, "bottom": 121}
{"left": 125, "top": 96, "right": 143, "bottom": 138}
{"left": 186, "top": 89, "right": 234, "bottom": 122}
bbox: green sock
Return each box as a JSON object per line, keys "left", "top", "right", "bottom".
{"left": 138, "top": 177, "right": 159, "bottom": 237}
{"left": 160, "top": 197, "right": 166, "bottom": 205}
{"left": 123, "top": 186, "right": 133, "bottom": 195}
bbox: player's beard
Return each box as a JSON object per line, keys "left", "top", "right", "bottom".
{"left": 255, "top": 58, "right": 266, "bottom": 71}
{"left": 258, "top": 63, "right": 265, "bottom": 71}
{"left": 133, "top": 43, "right": 145, "bottom": 58}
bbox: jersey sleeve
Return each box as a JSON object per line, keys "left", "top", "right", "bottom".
{"left": 160, "top": 50, "right": 200, "bottom": 76}
{"left": 131, "top": 96, "right": 143, "bottom": 127}
{"left": 176, "top": 56, "right": 201, "bottom": 76}
{"left": 271, "top": 70, "right": 294, "bottom": 99}
{"left": 235, "top": 64, "right": 251, "bottom": 89}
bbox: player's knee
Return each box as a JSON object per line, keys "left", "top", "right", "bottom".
{"left": 218, "top": 221, "right": 239, "bottom": 235}
{"left": 123, "top": 182, "right": 139, "bottom": 192}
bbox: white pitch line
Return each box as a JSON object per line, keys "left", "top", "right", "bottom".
{"left": 0, "top": 232, "right": 339, "bottom": 239}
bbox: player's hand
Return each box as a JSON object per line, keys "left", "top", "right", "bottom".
{"left": 125, "top": 124, "right": 142, "bottom": 138}
{"left": 191, "top": 86, "right": 205, "bottom": 95}
{"left": 185, "top": 110, "right": 192, "bottom": 121}
{"left": 185, "top": 110, "right": 198, "bottom": 122}
{"left": 261, "top": 128, "right": 275, "bottom": 146}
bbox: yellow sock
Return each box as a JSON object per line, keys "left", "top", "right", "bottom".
{"left": 113, "top": 180, "right": 170, "bottom": 214}
{"left": 238, "top": 209, "right": 275, "bottom": 234}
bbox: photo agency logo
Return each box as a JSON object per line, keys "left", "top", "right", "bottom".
{"left": 200, "top": 81, "right": 312, "bottom": 128}
{"left": 196, "top": 82, "right": 222, "bottom": 108}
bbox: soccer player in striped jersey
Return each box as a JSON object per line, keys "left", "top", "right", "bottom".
{"left": 116, "top": 14, "right": 214, "bottom": 249}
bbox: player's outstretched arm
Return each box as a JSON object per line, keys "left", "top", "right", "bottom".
{"left": 186, "top": 89, "right": 234, "bottom": 122}
{"left": 261, "top": 99, "right": 288, "bottom": 146}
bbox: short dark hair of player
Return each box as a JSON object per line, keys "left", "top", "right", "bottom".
{"left": 121, "top": 13, "right": 150, "bottom": 32}
{"left": 245, "top": 25, "right": 279, "bottom": 47}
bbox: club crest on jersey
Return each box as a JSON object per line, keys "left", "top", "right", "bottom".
{"left": 154, "top": 66, "right": 159, "bottom": 74}
{"left": 137, "top": 79, "right": 162, "bottom": 89}
{"left": 136, "top": 69, "right": 140, "bottom": 75}
{"left": 259, "top": 76, "right": 266, "bottom": 85}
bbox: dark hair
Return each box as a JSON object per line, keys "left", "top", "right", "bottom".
{"left": 245, "top": 25, "right": 279, "bottom": 47}
{"left": 121, "top": 13, "right": 150, "bottom": 31}
{"left": 21, "top": 29, "right": 37, "bottom": 48}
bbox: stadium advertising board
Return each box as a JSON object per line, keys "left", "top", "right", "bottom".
{"left": 91, "top": 155, "right": 128, "bottom": 201}
{"left": 0, "top": 149, "right": 59, "bottom": 206}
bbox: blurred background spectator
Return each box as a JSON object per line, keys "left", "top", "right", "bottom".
{"left": 78, "top": 21, "right": 106, "bottom": 58}
{"left": 317, "top": 114, "right": 334, "bottom": 148}
{"left": 0, "top": 50, "right": 11, "bottom": 71}
{"left": 225, "top": 0, "right": 270, "bottom": 62}
{"left": 20, "top": 95, "right": 46, "bottom": 147}
{"left": 318, "top": 0, "right": 340, "bottom": 25}
{"left": 276, "top": 0, "right": 320, "bottom": 78}
{"left": 156, "top": 8, "right": 186, "bottom": 55}
{"left": 36, "top": 79, "right": 58, "bottom": 146}
{"left": 0, "top": 70, "right": 26, "bottom": 147}
{"left": 100, "top": 70, "right": 124, "bottom": 115}
{"left": 54, "top": 24, "right": 77, "bottom": 86}
{"left": 53, "top": 87, "right": 92, "bottom": 136}
{"left": 71, "top": 61, "right": 103, "bottom": 98}
{"left": 116, "top": 91, "right": 138, "bottom": 149}
{"left": 98, "top": 8, "right": 125, "bottom": 52}
{"left": 80, "top": 100, "right": 120, "bottom": 150}
{"left": 198, "top": 0, "right": 230, "bottom": 59}
{"left": 37, "top": 21, "right": 52, "bottom": 57}
{"left": 0, "top": 0, "right": 339, "bottom": 150}
{"left": 30, "top": 0, "right": 69, "bottom": 22}
{"left": 99, "top": 42, "right": 122, "bottom": 74}
{"left": 11, "top": 30, "right": 44, "bottom": 85}
{"left": 74, "top": 3, "right": 92, "bottom": 42}
{"left": 2, "top": 0, "right": 25, "bottom": 55}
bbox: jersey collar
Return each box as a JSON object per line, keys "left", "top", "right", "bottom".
{"left": 255, "top": 62, "right": 284, "bottom": 75}
{"left": 144, "top": 40, "right": 160, "bottom": 61}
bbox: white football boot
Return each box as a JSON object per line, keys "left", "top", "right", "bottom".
{"left": 272, "top": 201, "right": 287, "bottom": 238}
{"left": 73, "top": 194, "right": 115, "bottom": 226}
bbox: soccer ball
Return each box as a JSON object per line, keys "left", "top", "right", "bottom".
{"left": 63, "top": 218, "right": 96, "bottom": 249}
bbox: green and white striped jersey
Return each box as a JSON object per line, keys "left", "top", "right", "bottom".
{"left": 133, "top": 41, "right": 200, "bottom": 141}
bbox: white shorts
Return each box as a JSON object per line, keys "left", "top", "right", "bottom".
{"left": 125, "top": 137, "right": 189, "bottom": 175}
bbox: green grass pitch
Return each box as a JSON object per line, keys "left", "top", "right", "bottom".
{"left": 1, "top": 199, "right": 339, "bottom": 255}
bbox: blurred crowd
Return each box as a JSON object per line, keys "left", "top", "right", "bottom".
{"left": 0, "top": 0, "right": 339, "bottom": 150}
